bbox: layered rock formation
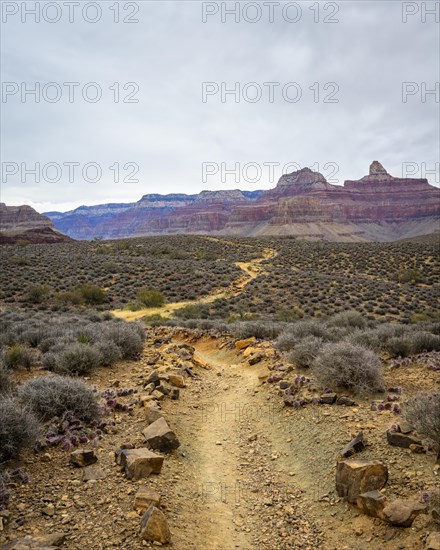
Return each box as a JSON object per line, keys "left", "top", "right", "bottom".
{"left": 0, "top": 203, "right": 72, "bottom": 244}
{"left": 44, "top": 162, "right": 440, "bottom": 242}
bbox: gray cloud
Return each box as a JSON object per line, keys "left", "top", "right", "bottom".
{"left": 1, "top": 0, "right": 439, "bottom": 212}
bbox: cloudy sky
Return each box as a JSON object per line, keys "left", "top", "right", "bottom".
{"left": 1, "top": 0, "right": 439, "bottom": 212}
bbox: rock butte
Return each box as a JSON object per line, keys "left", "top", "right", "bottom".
{"left": 38, "top": 161, "right": 440, "bottom": 242}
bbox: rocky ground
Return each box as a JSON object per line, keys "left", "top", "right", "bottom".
{"left": 1, "top": 328, "right": 439, "bottom": 549}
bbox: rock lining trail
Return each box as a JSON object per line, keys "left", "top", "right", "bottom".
{"left": 2, "top": 329, "right": 437, "bottom": 549}
{"left": 112, "top": 248, "right": 276, "bottom": 322}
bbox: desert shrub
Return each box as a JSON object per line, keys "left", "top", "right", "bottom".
{"left": 277, "top": 320, "right": 330, "bottom": 351}
{"left": 384, "top": 336, "right": 412, "bottom": 358}
{"left": 2, "top": 344, "right": 34, "bottom": 370}
{"left": 125, "top": 301, "right": 145, "bottom": 312}
{"left": 408, "top": 332, "right": 440, "bottom": 354}
{"left": 326, "top": 310, "right": 367, "bottom": 330}
{"left": 174, "top": 303, "right": 210, "bottom": 320}
{"left": 231, "top": 321, "right": 284, "bottom": 340}
{"left": 18, "top": 375, "right": 100, "bottom": 422}
{"left": 345, "top": 328, "right": 383, "bottom": 352}
{"left": 405, "top": 392, "right": 440, "bottom": 454}
{"left": 51, "top": 343, "right": 101, "bottom": 375}
{"left": 136, "top": 289, "right": 164, "bottom": 308}
{"left": 102, "top": 324, "right": 144, "bottom": 359}
{"left": 311, "top": 342, "right": 384, "bottom": 395}
{"left": 0, "top": 398, "right": 39, "bottom": 462}
{"left": 77, "top": 284, "right": 106, "bottom": 305}
{"left": 94, "top": 340, "right": 122, "bottom": 366}
{"left": 25, "top": 284, "right": 50, "bottom": 304}
{"left": 287, "top": 336, "right": 323, "bottom": 369}
{"left": 0, "top": 365, "right": 12, "bottom": 395}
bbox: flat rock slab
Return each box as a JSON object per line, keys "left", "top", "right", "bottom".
{"left": 356, "top": 490, "right": 387, "bottom": 519}
{"left": 139, "top": 506, "right": 171, "bottom": 544}
{"left": 383, "top": 499, "right": 428, "bottom": 527}
{"left": 336, "top": 459, "right": 388, "bottom": 503}
{"left": 134, "top": 488, "right": 161, "bottom": 513}
{"left": 235, "top": 338, "right": 255, "bottom": 350}
{"left": 142, "top": 417, "right": 180, "bottom": 452}
{"left": 117, "top": 448, "right": 164, "bottom": 480}
{"left": 386, "top": 430, "right": 422, "bottom": 449}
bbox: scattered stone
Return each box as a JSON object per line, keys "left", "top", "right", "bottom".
{"left": 42, "top": 504, "right": 55, "bottom": 517}
{"left": 279, "top": 381, "right": 289, "bottom": 390}
{"left": 426, "top": 532, "right": 440, "bottom": 550}
{"left": 192, "top": 352, "right": 210, "bottom": 369}
{"left": 82, "top": 464, "right": 106, "bottom": 482}
{"left": 139, "top": 506, "right": 171, "bottom": 544}
{"left": 2, "top": 533, "right": 65, "bottom": 549}
{"left": 155, "top": 385, "right": 169, "bottom": 396}
{"left": 168, "top": 374, "right": 185, "bottom": 388}
{"left": 146, "top": 371, "right": 160, "bottom": 386}
{"left": 142, "top": 417, "right": 180, "bottom": 452}
{"left": 248, "top": 353, "right": 264, "bottom": 365}
{"left": 145, "top": 404, "right": 163, "bottom": 425}
{"left": 336, "top": 396, "right": 357, "bottom": 406}
{"left": 382, "top": 499, "right": 428, "bottom": 527}
{"left": 336, "top": 459, "right": 388, "bottom": 503}
{"left": 235, "top": 338, "right": 255, "bottom": 350}
{"left": 341, "top": 432, "right": 365, "bottom": 458}
{"left": 283, "top": 394, "right": 295, "bottom": 407}
{"left": 409, "top": 444, "right": 426, "bottom": 454}
{"left": 170, "top": 388, "right": 180, "bottom": 400}
{"left": 320, "top": 393, "right": 337, "bottom": 405}
{"left": 356, "top": 490, "right": 386, "bottom": 519}
{"left": 69, "top": 449, "right": 97, "bottom": 468}
{"left": 397, "top": 422, "right": 414, "bottom": 434}
{"left": 386, "top": 430, "right": 422, "bottom": 449}
{"left": 134, "top": 488, "right": 161, "bottom": 514}
{"left": 117, "top": 448, "right": 164, "bottom": 480}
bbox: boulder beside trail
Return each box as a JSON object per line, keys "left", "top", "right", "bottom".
{"left": 336, "top": 459, "right": 388, "bottom": 503}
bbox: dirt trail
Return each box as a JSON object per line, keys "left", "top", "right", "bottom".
{"left": 165, "top": 336, "right": 324, "bottom": 549}
{"left": 113, "top": 248, "right": 276, "bottom": 321}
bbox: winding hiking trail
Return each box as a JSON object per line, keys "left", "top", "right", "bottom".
{"left": 112, "top": 248, "right": 276, "bottom": 322}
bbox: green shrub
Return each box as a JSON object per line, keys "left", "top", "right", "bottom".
{"left": 136, "top": 289, "right": 164, "bottom": 308}
{"left": 2, "top": 344, "right": 34, "bottom": 370}
{"left": 77, "top": 284, "right": 106, "bottom": 305}
{"left": 18, "top": 375, "right": 99, "bottom": 422}
{"left": 312, "top": 342, "right": 384, "bottom": 395}
{"left": 25, "top": 284, "right": 50, "bottom": 304}
{"left": 0, "top": 398, "right": 39, "bottom": 462}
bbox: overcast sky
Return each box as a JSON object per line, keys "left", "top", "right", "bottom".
{"left": 1, "top": 0, "right": 439, "bottom": 212}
